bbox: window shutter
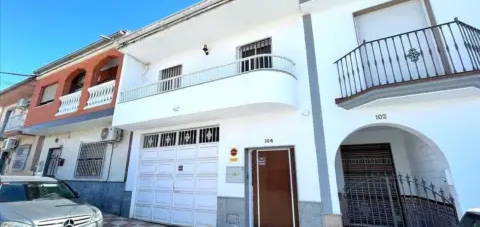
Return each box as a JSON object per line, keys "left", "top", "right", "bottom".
{"left": 40, "top": 84, "right": 58, "bottom": 104}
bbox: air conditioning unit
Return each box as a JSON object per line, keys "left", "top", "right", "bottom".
{"left": 100, "top": 127, "right": 123, "bottom": 142}
{"left": 2, "top": 138, "right": 19, "bottom": 150}
{"left": 16, "top": 98, "right": 30, "bottom": 109}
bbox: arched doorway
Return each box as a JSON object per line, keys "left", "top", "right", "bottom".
{"left": 335, "top": 124, "right": 459, "bottom": 227}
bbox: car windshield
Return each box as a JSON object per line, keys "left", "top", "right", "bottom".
{"left": 0, "top": 182, "right": 77, "bottom": 202}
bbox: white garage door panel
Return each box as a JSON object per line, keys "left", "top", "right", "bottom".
{"left": 196, "top": 178, "right": 216, "bottom": 191}
{"left": 152, "top": 207, "right": 172, "bottom": 223}
{"left": 195, "top": 194, "right": 217, "bottom": 210}
{"left": 135, "top": 129, "right": 218, "bottom": 227}
{"left": 136, "top": 190, "right": 155, "bottom": 204}
{"left": 173, "top": 209, "right": 195, "bottom": 226}
{"left": 156, "top": 177, "right": 174, "bottom": 189}
{"left": 197, "top": 161, "right": 217, "bottom": 175}
{"left": 177, "top": 147, "right": 197, "bottom": 160}
{"left": 137, "top": 175, "right": 155, "bottom": 188}
{"left": 197, "top": 146, "right": 218, "bottom": 159}
{"left": 174, "top": 192, "right": 195, "bottom": 208}
{"left": 155, "top": 191, "right": 173, "bottom": 206}
{"left": 157, "top": 163, "right": 175, "bottom": 175}
{"left": 158, "top": 150, "right": 176, "bottom": 160}
{"left": 139, "top": 162, "right": 156, "bottom": 174}
{"left": 141, "top": 150, "right": 157, "bottom": 160}
{"left": 176, "top": 162, "right": 195, "bottom": 175}
{"left": 195, "top": 211, "right": 217, "bottom": 227}
{"left": 175, "top": 177, "right": 195, "bottom": 190}
{"left": 134, "top": 204, "right": 152, "bottom": 219}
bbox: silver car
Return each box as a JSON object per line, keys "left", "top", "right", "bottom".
{"left": 0, "top": 176, "right": 103, "bottom": 227}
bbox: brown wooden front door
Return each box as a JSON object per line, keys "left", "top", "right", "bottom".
{"left": 252, "top": 149, "right": 299, "bottom": 227}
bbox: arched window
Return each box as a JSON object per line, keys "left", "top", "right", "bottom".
{"left": 94, "top": 58, "right": 119, "bottom": 85}
{"left": 68, "top": 70, "right": 85, "bottom": 94}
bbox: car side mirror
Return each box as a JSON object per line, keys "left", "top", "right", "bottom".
{"left": 74, "top": 191, "right": 80, "bottom": 198}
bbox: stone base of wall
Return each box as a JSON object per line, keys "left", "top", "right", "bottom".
{"left": 321, "top": 214, "right": 343, "bottom": 227}
{"left": 217, "top": 197, "right": 246, "bottom": 227}
{"left": 299, "top": 201, "right": 323, "bottom": 227}
{"left": 64, "top": 180, "right": 131, "bottom": 217}
{"left": 217, "top": 197, "right": 325, "bottom": 227}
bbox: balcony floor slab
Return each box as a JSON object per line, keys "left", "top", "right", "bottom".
{"left": 336, "top": 72, "right": 480, "bottom": 110}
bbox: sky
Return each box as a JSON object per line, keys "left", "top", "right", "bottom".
{"left": 0, "top": 0, "right": 201, "bottom": 91}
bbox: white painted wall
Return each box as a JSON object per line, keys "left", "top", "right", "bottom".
{"left": 119, "top": 13, "right": 321, "bottom": 204}
{"left": 115, "top": 15, "right": 310, "bottom": 128}
{"left": 36, "top": 126, "right": 131, "bottom": 182}
{"left": 5, "top": 135, "right": 42, "bottom": 176}
{"left": 124, "top": 112, "right": 321, "bottom": 203}
{"left": 0, "top": 100, "right": 41, "bottom": 176}
{"left": 308, "top": 0, "right": 480, "bottom": 213}
{"left": 337, "top": 127, "right": 450, "bottom": 192}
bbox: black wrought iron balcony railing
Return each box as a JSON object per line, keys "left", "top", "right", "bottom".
{"left": 335, "top": 18, "right": 480, "bottom": 101}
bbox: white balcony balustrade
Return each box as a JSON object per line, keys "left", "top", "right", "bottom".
{"left": 114, "top": 54, "right": 297, "bottom": 129}
{"left": 85, "top": 80, "right": 116, "bottom": 109}
{"left": 56, "top": 91, "right": 81, "bottom": 116}
{"left": 120, "top": 54, "right": 295, "bottom": 103}
{"left": 4, "top": 113, "right": 26, "bottom": 132}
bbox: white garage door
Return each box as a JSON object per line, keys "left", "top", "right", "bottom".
{"left": 133, "top": 127, "right": 219, "bottom": 227}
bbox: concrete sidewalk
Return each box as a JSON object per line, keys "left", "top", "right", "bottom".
{"left": 103, "top": 214, "right": 168, "bottom": 227}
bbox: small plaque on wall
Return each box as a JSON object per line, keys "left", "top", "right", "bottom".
{"left": 226, "top": 167, "right": 244, "bottom": 183}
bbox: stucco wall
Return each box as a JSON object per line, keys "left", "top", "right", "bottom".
{"left": 25, "top": 49, "right": 123, "bottom": 127}
{"left": 338, "top": 127, "right": 451, "bottom": 193}
{"left": 4, "top": 135, "right": 42, "bottom": 176}
{"left": 308, "top": 0, "right": 480, "bottom": 213}
{"left": 117, "top": 12, "right": 321, "bottom": 204}
{"left": 35, "top": 125, "right": 131, "bottom": 182}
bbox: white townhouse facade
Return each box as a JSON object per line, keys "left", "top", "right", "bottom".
{"left": 303, "top": 0, "right": 480, "bottom": 226}
{"left": 112, "top": 0, "right": 480, "bottom": 226}
{"left": 114, "top": 0, "right": 320, "bottom": 226}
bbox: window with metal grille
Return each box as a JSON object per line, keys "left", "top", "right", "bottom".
{"left": 159, "top": 132, "right": 176, "bottom": 147}
{"left": 74, "top": 142, "right": 108, "bottom": 177}
{"left": 199, "top": 127, "right": 219, "bottom": 143}
{"left": 178, "top": 129, "right": 197, "bottom": 145}
{"left": 159, "top": 65, "right": 182, "bottom": 92}
{"left": 143, "top": 134, "right": 159, "bottom": 148}
{"left": 238, "top": 38, "right": 272, "bottom": 72}
{"left": 12, "top": 145, "right": 31, "bottom": 170}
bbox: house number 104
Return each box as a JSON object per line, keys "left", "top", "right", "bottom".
{"left": 264, "top": 138, "right": 274, "bottom": 143}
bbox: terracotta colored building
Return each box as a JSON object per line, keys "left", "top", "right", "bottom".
{"left": 23, "top": 31, "right": 134, "bottom": 216}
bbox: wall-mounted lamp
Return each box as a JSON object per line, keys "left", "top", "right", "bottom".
{"left": 202, "top": 44, "right": 209, "bottom": 55}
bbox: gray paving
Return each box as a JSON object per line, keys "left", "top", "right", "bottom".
{"left": 103, "top": 214, "right": 168, "bottom": 227}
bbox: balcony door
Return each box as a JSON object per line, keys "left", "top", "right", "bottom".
{"left": 354, "top": 0, "right": 443, "bottom": 87}
{"left": 159, "top": 65, "right": 182, "bottom": 92}
{"left": 239, "top": 38, "right": 272, "bottom": 73}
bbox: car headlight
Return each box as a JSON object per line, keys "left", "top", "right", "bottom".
{"left": 0, "top": 222, "right": 32, "bottom": 227}
{"left": 91, "top": 209, "right": 103, "bottom": 222}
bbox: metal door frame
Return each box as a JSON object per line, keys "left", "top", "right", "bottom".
{"left": 340, "top": 143, "right": 406, "bottom": 227}
{"left": 246, "top": 146, "right": 299, "bottom": 227}
{"left": 43, "top": 147, "right": 62, "bottom": 177}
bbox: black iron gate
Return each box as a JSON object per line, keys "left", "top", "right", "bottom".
{"left": 43, "top": 148, "right": 62, "bottom": 177}
{"left": 340, "top": 174, "right": 458, "bottom": 227}
{"left": 340, "top": 144, "right": 458, "bottom": 227}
